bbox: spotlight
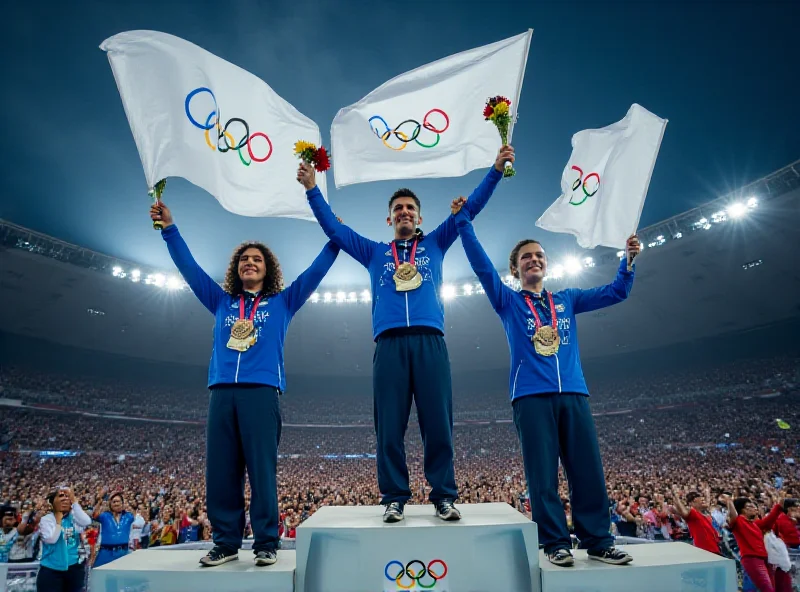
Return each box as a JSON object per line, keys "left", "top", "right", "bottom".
{"left": 616, "top": 250, "right": 625, "bottom": 259}
{"left": 131, "top": 269, "right": 141, "bottom": 282}
{"left": 347, "top": 292, "right": 357, "bottom": 303}
{"left": 112, "top": 266, "right": 123, "bottom": 277}
{"left": 336, "top": 291, "right": 346, "bottom": 303}
{"left": 549, "top": 264, "right": 564, "bottom": 279}
{"left": 360, "top": 290, "right": 371, "bottom": 303}
{"left": 746, "top": 197, "right": 758, "bottom": 208}
{"left": 583, "top": 257, "right": 594, "bottom": 268}
{"left": 153, "top": 274, "right": 165, "bottom": 287}
{"left": 463, "top": 283, "right": 474, "bottom": 296}
{"left": 564, "top": 258, "right": 582, "bottom": 275}
{"left": 166, "top": 276, "right": 182, "bottom": 290}
{"left": 727, "top": 202, "right": 747, "bottom": 219}
{"left": 323, "top": 292, "right": 332, "bottom": 303}
{"left": 441, "top": 285, "right": 456, "bottom": 300}
{"left": 310, "top": 293, "right": 320, "bottom": 303}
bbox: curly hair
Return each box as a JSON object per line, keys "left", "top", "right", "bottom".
{"left": 223, "top": 242, "right": 283, "bottom": 296}
{"left": 508, "top": 239, "right": 543, "bottom": 279}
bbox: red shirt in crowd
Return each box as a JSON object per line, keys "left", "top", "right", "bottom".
{"left": 772, "top": 513, "right": 800, "bottom": 548}
{"left": 685, "top": 509, "right": 721, "bottom": 554}
{"left": 730, "top": 504, "right": 783, "bottom": 559}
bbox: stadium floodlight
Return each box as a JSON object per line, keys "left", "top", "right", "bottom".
{"left": 152, "top": 273, "right": 165, "bottom": 287}
{"left": 323, "top": 292, "right": 332, "bottom": 303}
{"left": 441, "top": 284, "right": 456, "bottom": 300}
{"left": 747, "top": 196, "right": 758, "bottom": 208}
{"left": 347, "top": 292, "right": 357, "bottom": 303}
{"left": 360, "top": 289, "right": 371, "bottom": 303}
{"left": 564, "top": 257, "right": 582, "bottom": 276}
{"left": 336, "top": 291, "right": 346, "bottom": 303}
{"left": 310, "top": 292, "right": 320, "bottom": 303}
{"left": 583, "top": 257, "right": 595, "bottom": 268}
{"left": 727, "top": 202, "right": 748, "bottom": 219}
{"left": 166, "top": 276, "right": 182, "bottom": 290}
{"left": 711, "top": 210, "right": 727, "bottom": 224}
{"left": 549, "top": 264, "right": 564, "bottom": 279}
{"left": 675, "top": 232, "right": 683, "bottom": 239}
{"left": 131, "top": 269, "right": 141, "bottom": 282}
{"left": 463, "top": 283, "right": 473, "bottom": 296}
{"left": 616, "top": 250, "right": 625, "bottom": 259}
{"left": 112, "top": 266, "right": 123, "bottom": 277}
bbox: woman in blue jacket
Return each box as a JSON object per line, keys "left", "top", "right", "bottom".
{"left": 91, "top": 492, "right": 143, "bottom": 567}
{"left": 150, "top": 202, "right": 339, "bottom": 568}
{"left": 37, "top": 487, "right": 92, "bottom": 592}
{"left": 452, "top": 198, "right": 639, "bottom": 568}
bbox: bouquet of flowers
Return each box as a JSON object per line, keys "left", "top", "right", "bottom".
{"left": 148, "top": 179, "right": 167, "bottom": 230}
{"left": 294, "top": 141, "right": 331, "bottom": 172}
{"left": 483, "top": 96, "right": 515, "bottom": 177}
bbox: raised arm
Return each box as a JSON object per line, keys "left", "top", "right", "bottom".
{"left": 151, "top": 203, "right": 226, "bottom": 314}
{"left": 453, "top": 203, "right": 512, "bottom": 312}
{"left": 568, "top": 236, "right": 639, "bottom": 314}
{"left": 297, "top": 163, "right": 377, "bottom": 268}
{"left": 754, "top": 502, "right": 784, "bottom": 532}
{"left": 723, "top": 495, "right": 737, "bottom": 526}
{"left": 282, "top": 242, "right": 340, "bottom": 316}
{"left": 430, "top": 147, "right": 512, "bottom": 251}
{"left": 670, "top": 486, "right": 690, "bottom": 520}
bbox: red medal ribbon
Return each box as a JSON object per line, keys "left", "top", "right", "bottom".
{"left": 239, "top": 294, "right": 263, "bottom": 322}
{"left": 391, "top": 239, "right": 418, "bottom": 269}
{"left": 524, "top": 292, "right": 557, "bottom": 331}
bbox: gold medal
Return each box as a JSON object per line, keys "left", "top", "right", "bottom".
{"left": 391, "top": 240, "right": 422, "bottom": 292}
{"left": 532, "top": 325, "right": 560, "bottom": 356}
{"left": 393, "top": 262, "right": 422, "bottom": 292}
{"left": 226, "top": 295, "right": 262, "bottom": 352}
{"left": 525, "top": 292, "right": 560, "bottom": 357}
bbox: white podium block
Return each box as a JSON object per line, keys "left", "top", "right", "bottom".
{"left": 539, "top": 544, "right": 736, "bottom": 592}
{"left": 90, "top": 549, "right": 296, "bottom": 592}
{"left": 295, "top": 502, "right": 540, "bottom": 592}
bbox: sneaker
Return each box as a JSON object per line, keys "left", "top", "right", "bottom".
{"left": 254, "top": 549, "right": 277, "bottom": 566}
{"left": 434, "top": 500, "right": 461, "bottom": 521}
{"left": 587, "top": 547, "right": 633, "bottom": 565}
{"left": 199, "top": 545, "right": 238, "bottom": 567}
{"left": 547, "top": 548, "right": 575, "bottom": 567}
{"left": 383, "top": 501, "right": 404, "bottom": 523}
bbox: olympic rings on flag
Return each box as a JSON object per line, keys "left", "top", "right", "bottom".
{"left": 184, "top": 87, "right": 273, "bottom": 166}
{"left": 569, "top": 165, "right": 600, "bottom": 206}
{"left": 384, "top": 559, "right": 448, "bottom": 589}
{"left": 369, "top": 109, "right": 450, "bottom": 151}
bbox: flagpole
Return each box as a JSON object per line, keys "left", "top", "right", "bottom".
{"left": 507, "top": 29, "right": 533, "bottom": 145}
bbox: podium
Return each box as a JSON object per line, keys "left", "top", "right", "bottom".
{"left": 294, "top": 502, "right": 540, "bottom": 592}
{"left": 90, "top": 549, "right": 296, "bottom": 592}
{"left": 539, "top": 544, "right": 736, "bottom": 592}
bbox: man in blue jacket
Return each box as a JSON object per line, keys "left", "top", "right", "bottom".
{"left": 296, "top": 146, "right": 514, "bottom": 523}
{"left": 452, "top": 196, "right": 639, "bottom": 566}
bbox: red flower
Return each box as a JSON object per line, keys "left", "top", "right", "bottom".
{"left": 483, "top": 104, "right": 494, "bottom": 118}
{"left": 314, "top": 147, "right": 331, "bottom": 172}
{"left": 492, "top": 95, "right": 511, "bottom": 106}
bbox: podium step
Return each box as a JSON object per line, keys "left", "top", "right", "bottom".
{"left": 295, "top": 502, "right": 540, "bottom": 592}
{"left": 90, "top": 548, "right": 296, "bottom": 592}
{"left": 539, "top": 543, "right": 736, "bottom": 592}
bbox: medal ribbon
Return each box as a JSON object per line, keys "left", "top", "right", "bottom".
{"left": 524, "top": 292, "right": 557, "bottom": 331}
{"left": 391, "top": 239, "right": 418, "bottom": 269}
{"left": 239, "top": 294, "right": 263, "bottom": 322}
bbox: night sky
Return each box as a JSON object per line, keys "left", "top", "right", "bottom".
{"left": 3, "top": 0, "right": 798, "bottom": 286}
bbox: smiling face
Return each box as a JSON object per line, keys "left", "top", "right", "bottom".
{"left": 110, "top": 495, "right": 124, "bottom": 513}
{"left": 512, "top": 241, "right": 547, "bottom": 286}
{"left": 237, "top": 247, "right": 266, "bottom": 289}
{"left": 388, "top": 196, "right": 422, "bottom": 239}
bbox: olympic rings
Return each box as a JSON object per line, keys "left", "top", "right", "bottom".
{"left": 369, "top": 109, "right": 450, "bottom": 151}
{"left": 384, "top": 559, "right": 448, "bottom": 589}
{"left": 184, "top": 87, "right": 272, "bottom": 166}
{"left": 569, "top": 165, "right": 601, "bottom": 206}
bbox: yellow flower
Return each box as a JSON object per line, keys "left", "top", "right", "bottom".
{"left": 294, "top": 140, "right": 316, "bottom": 155}
{"left": 493, "top": 102, "right": 509, "bottom": 117}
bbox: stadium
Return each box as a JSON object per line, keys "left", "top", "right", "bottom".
{"left": 1, "top": 159, "right": 798, "bottom": 590}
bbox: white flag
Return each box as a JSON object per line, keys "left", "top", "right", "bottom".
{"left": 536, "top": 104, "right": 667, "bottom": 249}
{"left": 330, "top": 30, "right": 533, "bottom": 188}
{"left": 101, "top": 30, "right": 325, "bottom": 220}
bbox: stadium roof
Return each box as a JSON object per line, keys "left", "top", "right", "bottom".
{"left": 1, "top": 161, "right": 799, "bottom": 376}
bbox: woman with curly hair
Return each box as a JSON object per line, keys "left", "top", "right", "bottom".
{"left": 150, "top": 201, "right": 339, "bottom": 568}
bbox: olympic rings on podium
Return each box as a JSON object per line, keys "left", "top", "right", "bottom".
{"left": 569, "top": 165, "right": 601, "bottom": 206}
{"left": 184, "top": 87, "right": 273, "bottom": 166}
{"left": 369, "top": 109, "right": 450, "bottom": 151}
{"left": 384, "top": 559, "right": 448, "bottom": 589}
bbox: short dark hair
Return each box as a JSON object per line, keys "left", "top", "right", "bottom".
{"left": 733, "top": 497, "right": 751, "bottom": 514}
{"left": 508, "top": 239, "right": 544, "bottom": 278}
{"left": 784, "top": 498, "right": 797, "bottom": 512}
{"left": 109, "top": 493, "right": 124, "bottom": 505}
{"left": 388, "top": 189, "right": 420, "bottom": 212}
{"left": 686, "top": 492, "right": 702, "bottom": 504}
